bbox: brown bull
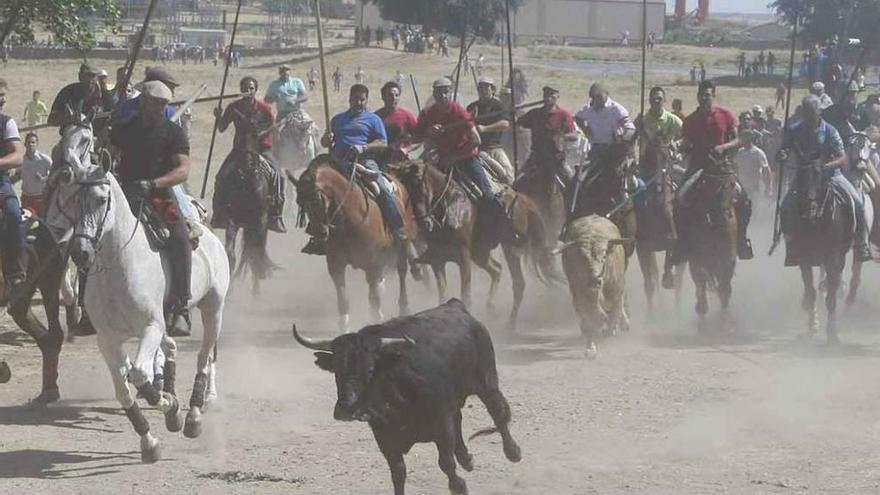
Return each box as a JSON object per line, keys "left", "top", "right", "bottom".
{"left": 558, "top": 215, "right": 629, "bottom": 359}
{"left": 289, "top": 155, "right": 419, "bottom": 330}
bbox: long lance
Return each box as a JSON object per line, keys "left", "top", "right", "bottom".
{"left": 770, "top": 8, "right": 799, "bottom": 255}
{"left": 433, "top": 99, "right": 543, "bottom": 134}
{"left": 200, "top": 0, "right": 243, "bottom": 199}
{"left": 314, "top": 0, "right": 331, "bottom": 140}
{"left": 410, "top": 74, "right": 422, "bottom": 113}
{"left": 637, "top": 0, "right": 648, "bottom": 161}
{"left": 505, "top": 0, "right": 519, "bottom": 175}
{"left": 170, "top": 84, "right": 208, "bottom": 122}
{"left": 118, "top": 0, "right": 161, "bottom": 102}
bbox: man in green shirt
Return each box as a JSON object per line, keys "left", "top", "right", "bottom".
{"left": 23, "top": 90, "right": 49, "bottom": 128}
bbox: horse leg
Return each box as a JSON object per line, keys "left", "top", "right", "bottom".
{"left": 717, "top": 260, "right": 736, "bottom": 332}
{"left": 158, "top": 334, "right": 183, "bottom": 432}
{"left": 473, "top": 247, "right": 502, "bottom": 316}
{"left": 432, "top": 263, "right": 448, "bottom": 304}
{"left": 129, "top": 322, "right": 180, "bottom": 427}
{"left": 396, "top": 246, "right": 410, "bottom": 316}
{"left": 825, "top": 260, "right": 844, "bottom": 345}
{"left": 9, "top": 270, "right": 62, "bottom": 404}
{"left": 691, "top": 263, "right": 709, "bottom": 334}
{"left": 501, "top": 244, "right": 525, "bottom": 331}
{"left": 674, "top": 261, "right": 687, "bottom": 312}
{"left": 186, "top": 290, "right": 224, "bottom": 438}
{"left": 327, "top": 256, "right": 350, "bottom": 332}
{"left": 636, "top": 245, "right": 657, "bottom": 320}
{"left": 846, "top": 258, "right": 862, "bottom": 306}
{"left": 459, "top": 247, "right": 473, "bottom": 308}
{"left": 96, "top": 332, "right": 160, "bottom": 463}
{"left": 800, "top": 266, "right": 819, "bottom": 336}
{"left": 366, "top": 267, "right": 385, "bottom": 322}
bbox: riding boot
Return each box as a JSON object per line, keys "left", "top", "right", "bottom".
{"left": 267, "top": 158, "right": 287, "bottom": 233}
{"left": 166, "top": 220, "right": 192, "bottom": 337}
{"left": 854, "top": 201, "right": 873, "bottom": 262}
{"left": 734, "top": 188, "right": 754, "bottom": 260}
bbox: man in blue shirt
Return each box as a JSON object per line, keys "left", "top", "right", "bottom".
{"left": 264, "top": 64, "right": 308, "bottom": 119}
{"left": 301, "top": 84, "right": 404, "bottom": 255}
{"left": 780, "top": 94, "right": 872, "bottom": 262}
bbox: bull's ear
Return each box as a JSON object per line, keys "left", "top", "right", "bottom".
{"left": 314, "top": 352, "right": 335, "bottom": 372}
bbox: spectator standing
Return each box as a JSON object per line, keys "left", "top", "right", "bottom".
{"left": 23, "top": 91, "right": 49, "bottom": 128}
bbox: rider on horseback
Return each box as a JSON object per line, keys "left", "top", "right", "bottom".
{"left": 211, "top": 76, "right": 287, "bottom": 233}
{"left": 680, "top": 80, "right": 754, "bottom": 260}
{"left": 110, "top": 81, "right": 193, "bottom": 335}
{"left": 467, "top": 77, "right": 514, "bottom": 185}
{"left": 0, "top": 80, "right": 27, "bottom": 296}
{"left": 519, "top": 85, "right": 579, "bottom": 182}
{"left": 301, "top": 83, "right": 405, "bottom": 255}
{"left": 413, "top": 77, "right": 506, "bottom": 239}
{"left": 780, "top": 94, "right": 873, "bottom": 262}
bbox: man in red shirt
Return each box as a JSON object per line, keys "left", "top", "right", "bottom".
{"left": 211, "top": 76, "right": 286, "bottom": 233}
{"left": 415, "top": 77, "right": 498, "bottom": 206}
{"left": 520, "top": 85, "right": 579, "bottom": 181}
{"left": 375, "top": 81, "right": 417, "bottom": 164}
{"left": 681, "top": 80, "right": 753, "bottom": 259}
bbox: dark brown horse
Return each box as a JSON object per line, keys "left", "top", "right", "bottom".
{"left": 389, "top": 160, "right": 561, "bottom": 330}
{"left": 289, "top": 155, "right": 418, "bottom": 330}
{"left": 634, "top": 144, "right": 686, "bottom": 317}
{"left": 782, "top": 152, "right": 854, "bottom": 343}
{"left": 513, "top": 163, "right": 567, "bottom": 249}
{"left": 675, "top": 155, "right": 739, "bottom": 333}
{"left": 220, "top": 150, "right": 278, "bottom": 295}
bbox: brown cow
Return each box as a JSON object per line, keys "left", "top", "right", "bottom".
{"left": 558, "top": 215, "right": 630, "bottom": 359}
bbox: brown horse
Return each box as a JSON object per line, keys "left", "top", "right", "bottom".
{"left": 782, "top": 152, "right": 855, "bottom": 343}
{"left": 675, "top": 155, "right": 739, "bottom": 333}
{"left": 513, "top": 163, "right": 567, "bottom": 249}
{"left": 634, "top": 144, "right": 686, "bottom": 317}
{"left": 389, "top": 160, "right": 561, "bottom": 330}
{"left": 289, "top": 155, "right": 418, "bottom": 330}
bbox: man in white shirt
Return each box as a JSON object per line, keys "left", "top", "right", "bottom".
{"left": 734, "top": 129, "right": 769, "bottom": 198}
{"left": 574, "top": 82, "right": 636, "bottom": 160}
{"left": 19, "top": 132, "right": 51, "bottom": 216}
{"left": 811, "top": 81, "right": 834, "bottom": 110}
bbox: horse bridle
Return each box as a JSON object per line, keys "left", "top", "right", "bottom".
{"left": 51, "top": 175, "right": 113, "bottom": 255}
{"left": 409, "top": 163, "right": 453, "bottom": 223}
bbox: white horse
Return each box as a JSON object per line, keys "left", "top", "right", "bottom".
{"left": 273, "top": 109, "right": 318, "bottom": 170}
{"left": 43, "top": 160, "right": 230, "bottom": 463}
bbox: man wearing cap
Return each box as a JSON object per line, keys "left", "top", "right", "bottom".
{"left": 0, "top": 79, "right": 28, "bottom": 295}
{"left": 48, "top": 63, "right": 104, "bottom": 127}
{"left": 810, "top": 81, "right": 834, "bottom": 111}
{"left": 301, "top": 83, "right": 402, "bottom": 255}
{"left": 415, "top": 78, "right": 503, "bottom": 219}
{"left": 264, "top": 65, "right": 308, "bottom": 120}
{"left": 110, "top": 80, "right": 194, "bottom": 335}
{"left": 519, "top": 85, "right": 579, "bottom": 180}
{"left": 467, "top": 77, "right": 514, "bottom": 185}
{"left": 681, "top": 80, "right": 754, "bottom": 259}
{"left": 112, "top": 66, "right": 178, "bottom": 125}
{"left": 211, "top": 76, "right": 287, "bottom": 233}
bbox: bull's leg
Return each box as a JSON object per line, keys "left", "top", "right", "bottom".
{"left": 366, "top": 267, "right": 385, "bottom": 322}
{"left": 96, "top": 332, "right": 160, "bottom": 464}
{"left": 187, "top": 290, "right": 225, "bottom": 437}
{"left": 453, "top": 410, "right": 474, "bottom": 472}
{"left": 637, "top": 245, "right": 658, "bottom": 319}
{"left": 436, "top": 416, "right": 468, "bottom": 495}
{"left": 477, "top": 388, "right": 522, "bottom": 463}
{"left": 502, "top": 245, "right": 525, "bottom": 331}
{"left": 327, "top": 257, "right": 350, "bottom": 332}
{"left": 373, "top": 429, "right": 407, "bottom": 495}
{"left": 432, "top": 263, "right": 448, "bottom": 305}
{"left": 396, "top": 245, "right": 410, "bottom": 316}
{"left": 825, "top": 260, "right": 844, "bottom": 345}
{"left": 800, "top": 266, "right": 819, "bottom": 336}
{"left": 846, "top": 258, "right": 863, "bottom": 306}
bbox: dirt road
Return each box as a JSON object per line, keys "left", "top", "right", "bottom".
{"left": 2, "top": 207, "right": 879, "bottom": 494}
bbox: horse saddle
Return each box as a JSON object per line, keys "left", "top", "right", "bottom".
{"left": 140, "top": 197, "right": 205, "bottom": 252}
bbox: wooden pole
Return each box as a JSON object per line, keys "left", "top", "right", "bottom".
{"left": 638, "top": 0, "right": 648, "bottom": 159}
{"left": 770, "top": 8, "right": 799, "bottom": 254}
{"left": 453, "top": 17, "right": 469, "bottom": 103}
{"left": 313, "top": 0, "right": 331, "bottom": 137}
{"left": 505, "top": 0, "right": 518, "bottom": 175}
{"left": 199, "top": 0, "right": 243, "bottom": 199}
{"left": 118, "top": 0, "right": 161, "bottom": 102}
{"left": 410, "top": 74, "right": 422, "bottom": 113}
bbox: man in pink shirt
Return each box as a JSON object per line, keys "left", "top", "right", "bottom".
{"left": 375, "top": 81, "right": 418, "bottom": 155}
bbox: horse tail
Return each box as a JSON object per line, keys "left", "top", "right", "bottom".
{"left": 238, "top": 228, "right": 279, "bottom": 282}
{"left": 524, "top": 201, "right": 564, "bottom": 285}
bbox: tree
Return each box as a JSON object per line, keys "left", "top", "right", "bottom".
{"left": 0, "top": 0, "right": 121, "bottom": 50}
{"left": 365, "top": 0, "right": 523, "bottom": 39}
{"left": 771, "top": 0, "right": 880, "bottom": 47}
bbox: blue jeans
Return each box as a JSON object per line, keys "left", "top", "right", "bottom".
{"left": 0, "top": 174, "right": 26, "bottom": 281}
{"left": 339, "top": 159, "right": 404, "bottom": 231}
{"left": 454, "top": 156, "right": 494, "bottom": 200}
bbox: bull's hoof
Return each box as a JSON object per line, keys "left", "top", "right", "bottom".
{"left": 449, "top": 476, "right": 468, "bottom": 495}
{"left": 140, "top": 436, "right": 161, "bottom": 464}
{"left": 458, "top": 453, "right": 474, "bottom": 471}
{"left": 0, "top": 361, "right": 10, "bottom": 384}
{"left": 184, "top": 409, "right": 203, "bottom": 438}
{"left": 584, "top": 342, "right": 598, "bottom": 360}
{"left": 504, "top": 441, "right": 522, "bottom": 463}
{"left": 164, "top": 398, "right": 183, "bottom": 433}
{"left": 32, "top": 387, "right": 60, "bottom": 405}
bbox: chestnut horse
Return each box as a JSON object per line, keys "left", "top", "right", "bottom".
{"left": 389, "top": 160, "right": 561, "bottom": 330}
{"left": 513, "top": 164, "right": 567, "bottom": 249}
{"left": 289, "top": 155, "right": 418, "bottom": 330}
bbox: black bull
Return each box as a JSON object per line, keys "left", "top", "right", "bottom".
{"left": 292, "top": 299, "right": 521, "bottom": 495}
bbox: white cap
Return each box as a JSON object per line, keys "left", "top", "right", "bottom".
{"left": 97, "top": 69, "right": 109, "bottom": 77}
{"left": 811, "top": 81, "right": 825, "bottom": 91}
{"left": 433, "top": 77, "right": 453, "bottom": 88}
{"left": 141, "top": 80, "right": 173, "bottom": 102}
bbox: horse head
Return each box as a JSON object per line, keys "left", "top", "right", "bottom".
{"left": 59, "top": 115, "right": 95, "bottom": 173}
{"left": 292, "top": 155, "right": 338, "bottom": 232}
{"left": 44, "top": 164, "right": 114, "bottom": 270}
{"left": 387, "top": 160, "right": 436, "bottom": 231}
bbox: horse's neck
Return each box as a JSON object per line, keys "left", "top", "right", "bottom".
{"left": 97, "top": 177, "right": 149, "bottom": 264}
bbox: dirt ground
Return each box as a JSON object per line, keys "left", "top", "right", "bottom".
{"left": 2, "top": 46, "right": 880, "bottom": 494}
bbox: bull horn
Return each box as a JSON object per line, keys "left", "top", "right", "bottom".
{"left": 378, "top": 334, "right": 416, "bottom": 354}
{"left": 551, "top": 240, "right": 580, "bottom": 255}
{"left": 291, "top": 324, "right": 333, "bottom": 351}
{"left": 607, "top": 238, "right": 634, "bottom": 247}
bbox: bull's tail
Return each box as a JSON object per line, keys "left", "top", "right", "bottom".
{"left": 525, "top": 205, "right": 564, "bottom": 285}
{"left": 468, "top": 427, "right": 499, "bottom": 442}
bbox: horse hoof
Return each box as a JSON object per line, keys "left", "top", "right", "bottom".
{"left": 584, "top": 343, "right": 598, "bottom": 360}
{"left": 0, "top": 361, "right": 10, "bottom": 384}
{"left": 32, "top": 387, "right": 60, "bottom": 405}
{"left": 164, "top": 399, "right": 183, "bottom": 433}
{"left": 184, "top": 410, "right": 203, "bottom": 439}
{"left": 140, "top": 438, "right": 161, "bottom": 464}
{"left": 504, "top": 441, "right": 522, "bottom": 463}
